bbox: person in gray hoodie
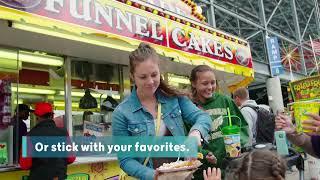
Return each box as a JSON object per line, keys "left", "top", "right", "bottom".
{"left": 233, "top": 87, "right": 271, "bottom": 146}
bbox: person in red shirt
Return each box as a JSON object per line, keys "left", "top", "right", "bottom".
{"left": 20, "top": 102, "right": 75, "bottom": 180}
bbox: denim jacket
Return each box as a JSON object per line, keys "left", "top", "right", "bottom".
{"left": 112, "top": 89, "right": 211, "bottom": 180}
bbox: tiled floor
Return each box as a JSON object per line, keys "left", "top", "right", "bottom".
{"left": 286, "top": 155, "right": 320, "bottom": 180}
{"left": 286, "top": 166, "right": 306, "bottom": 180}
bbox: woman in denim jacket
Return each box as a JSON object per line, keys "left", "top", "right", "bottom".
{"left": 112, "top": 43, "right": 211, "bottom": 180}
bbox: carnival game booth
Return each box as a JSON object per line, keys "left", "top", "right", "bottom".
{"left": 0, "top": 0, "right": 254, "bottom": 179}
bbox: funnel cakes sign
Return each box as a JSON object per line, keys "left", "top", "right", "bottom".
{"left": 0, "top": 0, "right": 252, "bottom": 68}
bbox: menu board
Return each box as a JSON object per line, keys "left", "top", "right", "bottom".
{"left": 289, "top": 75, "right": 320, "bottom": 101}
{"left": 293, "top": 101, "right": 320, "bottom": 133}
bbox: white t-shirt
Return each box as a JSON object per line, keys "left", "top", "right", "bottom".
{"left": 154, "top": 118, "right": 168, "bottom": 136}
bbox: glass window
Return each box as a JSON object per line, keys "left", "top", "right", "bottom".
{"left": 70, "top": 60, "right": 121, "bottom": 137}
{"left": 0, "top": 48, "right": 19, "bottom": 167}
{"left": 0, "top": 47, "right": 65, "bottom": 166}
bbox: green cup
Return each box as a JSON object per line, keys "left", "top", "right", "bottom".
{"left": 222, "top": 126, "right": 241, "bottom": 158}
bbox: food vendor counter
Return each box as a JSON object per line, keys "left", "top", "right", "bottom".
{"left": 0, "top": 157, "right": 121, "bottom": 180}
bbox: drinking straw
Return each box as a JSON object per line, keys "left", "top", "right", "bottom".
{"left": 227, "top": 107, "right": 232, "bottom": 126}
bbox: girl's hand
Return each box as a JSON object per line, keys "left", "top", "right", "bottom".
{"left": 275, "top": 113, "right": 295, "bottom": 134}
{"left": 302, "top": 113, "right": 320, "bottom": 135}
{"left": 206, "top": 152, "right": 217, "bottom": 164}
{"left": 203, "top": 167, "right": 221, "bottom": 180}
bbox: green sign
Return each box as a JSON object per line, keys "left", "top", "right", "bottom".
{"left": 66, "top": 173, "right": 90, "bottom": 180}
{"left": 289, "top": 75, "right": 320, "bottom": 101}
{"left": 22, "top": 176, "right": 29, "bottom": 180}
{"left": 0, "top": 142, "right": 8, "bottom": 165}
{"left": 21, "top": 173, "right": 90, "bottom": 180}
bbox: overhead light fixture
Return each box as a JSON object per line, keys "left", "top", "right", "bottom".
{"left": 53, "top": 101, "right": 79, "bottom": 107}
{"left": 0, "top": 48, "right": 63, "bottom": 66}
{"left": 11, "top": 87, "right": 56, "bottom": 95}
{"left": 59, "top": 91, "right": 98, "bottom": 97}
{"left": 12, "top": 22, "right": 135, "bottom": 52}
{"left": 0, "top": 48, "right": 17, "bottom": 59}
{"left": 19, "top": 51, "right": 63, "bottom": 66}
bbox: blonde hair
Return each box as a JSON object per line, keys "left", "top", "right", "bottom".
{"left": 129, "top": 43, "right": 185, "bottom": 97}
{"left": 233, "top": 87, "right": 249, "bottom": 100}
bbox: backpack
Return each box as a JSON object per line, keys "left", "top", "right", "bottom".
{"left": 241, "top": 104, "right": 275, "bottom": 143}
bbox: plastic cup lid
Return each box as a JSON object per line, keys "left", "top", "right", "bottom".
{"left": 255, "top": 144, "right": 266, "bottom": 149}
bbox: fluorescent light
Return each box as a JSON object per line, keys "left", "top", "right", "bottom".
{"left": 0, "top": 48, "right": 17, "bottom": 59}
{"left": 0, "top": 48, "right": 63, "bottom": 66}
{"left": 54, "top": 101, "right": 79, "bottom": 107}
{"left": 12, "top": 22, "right": 135, "bottom": 52}
{"left": 12, "top": 87, "right": 56, "bottom": 95}
{"left": 59, "top": 91, "right": 93, "bottom": 97}
{"left": 19, "top": 51, "right": 63, "bottom": 66}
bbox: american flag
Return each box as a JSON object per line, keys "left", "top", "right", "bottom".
{"left": 302, "top": 39, "right": 319, "bottom": 70}
{"left": 306, "top": 38, "right": 320, "bottom": 56}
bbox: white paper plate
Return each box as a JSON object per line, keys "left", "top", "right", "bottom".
{"left": 157, "top": 161, "right": 202, "bottom": 173}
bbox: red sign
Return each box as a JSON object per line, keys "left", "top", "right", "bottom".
{"left": 0, "top": 0, "right": 252, "bottom": 68}
{"left": 168, "top": 21, "right": 252, "bottom": 67}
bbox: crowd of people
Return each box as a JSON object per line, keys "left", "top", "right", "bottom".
{"left": 13, "top": 42, "right": 319, "bottom": 180}
{"left": 111, "top": 43, "right": 320, "bottom": 180}
{"left": 13, "top": 103, "right": 75, "bottom": 180}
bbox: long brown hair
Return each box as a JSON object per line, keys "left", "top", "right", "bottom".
{"left": 189, "top": 65, "right": 215, "bottom": 100}
{"left": 227, "top": 150, "right": 286, "bottom": 180}
{"left": 129, "top": 43, "right": 185, "bottom": 97}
